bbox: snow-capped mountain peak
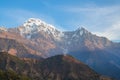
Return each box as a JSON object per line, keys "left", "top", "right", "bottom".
{"left": 0, "top": 26, "right": 7, "bottom": 32}
{"left": 18, "top": 18, "right": 63, "bottom": 40}
{"left": 23, "top": 18, "right": 55, "bottom": 29}
{"left": 76, "top": 27, "right": 89, "bottom": 35}
{"left": 71, "top": 27, "right": 89, "bottom": 38}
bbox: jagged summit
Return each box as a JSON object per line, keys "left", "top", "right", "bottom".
{"left": 69, "top": 27, "right": 91, "bottom": 40}
{"left": 23, "top": 18, "right": 55, "bottom": 29}
{"left": 21, "top": 18, "right": 56, "bottom": 33}
{"left": 75, "top": 27, "right": 90, "bottom": 36}
{"left": 77, "top": 27, "right": 86, "bottom": 30}
{"left": 18, "top": 18, "right": 63, "bottom": 39}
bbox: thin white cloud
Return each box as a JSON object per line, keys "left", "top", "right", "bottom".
{"left": 58, "top": 5, "right": 120, "bottom": 40}
{"left": 94, "top": 22, "right": 120, "bottom": 40}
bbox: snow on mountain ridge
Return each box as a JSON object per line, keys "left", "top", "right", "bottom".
{"left": 17, "top": 18, "right": 91, "bottom": 42}
{"left": 0, "top": 26, "right": 7, "bottom": 32}
{"left": 71, "top": 27, "right": 89, "bottom": 39}
{"left": 76, "top": 27, "right": 89, "bottom": 34}
{"left": 22, "top": 18, "right": 56, "bottom": 33}
{"left": 18, "top": 18, "right": 63, "bottom": 40}
{"left": 23, "top": 18, "right": 55, "bottom": 29}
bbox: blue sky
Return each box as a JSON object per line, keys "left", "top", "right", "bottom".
{"left": 0, "top": 0, "right": 120, "bottom": 41}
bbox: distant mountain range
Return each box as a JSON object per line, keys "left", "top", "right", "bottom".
{"left": 0, "top": 18, "right": 120, "bottom": 79}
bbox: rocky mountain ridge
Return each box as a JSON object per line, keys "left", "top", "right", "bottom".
{"left": 0, "top": 18, "right": 120, "bottom": 79}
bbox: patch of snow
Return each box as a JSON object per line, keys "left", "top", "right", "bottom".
{"left": 72, "top": 33, "right": 79, "bottom": 39}
{"left": 0, "top": 26, "right": 7, "bottom": 31}
{"left": 80, "top": 30, "right": 83, "bottom": 36}
{"left": 19, "top": 18, "right": 64, "bottom": 40}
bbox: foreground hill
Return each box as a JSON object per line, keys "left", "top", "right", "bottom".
{"left": 38, "top": 55, "right": 99, "bottom": 80}
{"left": 0, "top": 52, "right": 113, "bottom": 80}
{"left": 0, "top": 69, "right": 30, "bottom": 80}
